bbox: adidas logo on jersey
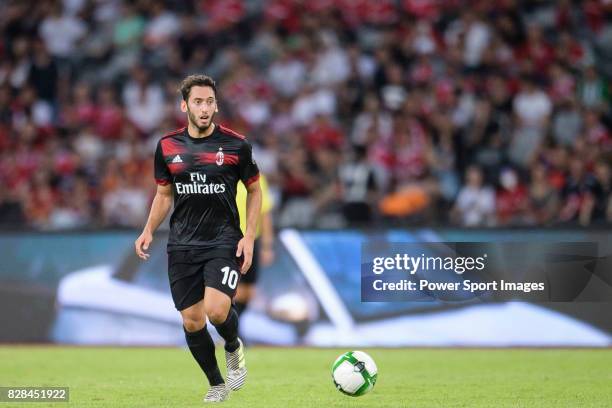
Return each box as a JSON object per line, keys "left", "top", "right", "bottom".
{"left": 172, "top": 155, "right": 183, "bottom": 163}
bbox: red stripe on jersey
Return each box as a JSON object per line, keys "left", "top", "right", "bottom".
{"left": 161, "top": 138, "right": 186, "bottom": 157}
{"left": 195, "top": 152, "right": 216, "bottom": 164}
{"left": 244, "top": 173, "right": 260, "bottom": 187}
{"left": 218, "top": 124, "right": 246, "bottom": 140}
{"left": 156, "top": 178, "right": 170, "bottom": 185}
{"left": 223, "top": 154, "right": 239, "bottom": 165}
{"left": 168, "top": 162, "right": 188, "bottom": 175}
{"left": 162, "top": 127, "right": 186, "bottom": 138}
{"left": 195, "top": 152, "right": 239, "bottom": 165}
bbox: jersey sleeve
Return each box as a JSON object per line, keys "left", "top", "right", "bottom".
{"left": 154, "top": 140, "right": 171, "bottom": 185}
{"left": 239, "top": 140, "right": 260, "bottom": 187}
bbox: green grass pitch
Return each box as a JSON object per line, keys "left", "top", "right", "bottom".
{"left": 1, "top": 347, "right": 611, "bottom": 407}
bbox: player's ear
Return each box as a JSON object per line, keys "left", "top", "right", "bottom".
{"left": 180, "top": 100, "right": 187, "bottom": 113}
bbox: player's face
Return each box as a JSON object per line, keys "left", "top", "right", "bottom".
{"left": 183, "top": 86, "right": 217, "bottom": 132}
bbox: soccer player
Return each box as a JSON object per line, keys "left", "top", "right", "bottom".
{"left": 234, "top": 173, "right": 275, "bottom": 317}
{"left": 134, "top": 74, "right": 261, "bottom": 403}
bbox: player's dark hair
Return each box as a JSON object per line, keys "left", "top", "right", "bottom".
{"left": 180, "top": 74, "right": 217, "bottom": 101}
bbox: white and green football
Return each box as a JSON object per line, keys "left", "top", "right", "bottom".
{"left": 331, "top": 351, "right": 378, "bottom": 397}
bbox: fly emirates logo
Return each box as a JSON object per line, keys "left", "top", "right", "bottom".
{"left": 175, "top": 172, "right": 226, "bottom": 195}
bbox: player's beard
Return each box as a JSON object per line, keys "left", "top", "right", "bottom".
{"left": 187, "top": 107, "right": 215, "bottom": 134}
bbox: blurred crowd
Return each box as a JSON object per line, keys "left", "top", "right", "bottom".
{"left": 0, "top": 0, "right": 611, "bottom": 230}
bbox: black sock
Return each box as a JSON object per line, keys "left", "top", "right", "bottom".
{"left": 184, "top": 325, "right": 224, "bottom": 386}
{"left": 234, "top": 301, "right": 247, "bottom": 316}
{"left": 213, "top": 307, "right": 240, "bottom": 352}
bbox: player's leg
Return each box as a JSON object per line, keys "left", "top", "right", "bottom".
{"left": 179, "top": 294, "right": 230, "bottom": 403}
{"left": 204, "top": 286, "right": 246, "bottom": 391}
{"left": 204, "top": 286, "right": 239, "bottom": 350}
{"left": 179, "top": 299, "right": 224, "bottom": 387}
{"left": 204, "top": 258, "right": 247, "bottom": 391}
{"left": 169, "top": 252, "right": 227, "bottom": 402}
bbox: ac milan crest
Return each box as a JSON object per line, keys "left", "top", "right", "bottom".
{"left": 215, "top": 147, "right": 224, "bottom": 166}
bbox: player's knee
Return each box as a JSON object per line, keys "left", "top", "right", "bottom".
{"left": 182, "top": 315, "right": 206, "bottom": 332}
{"left": 206, "top": 306, "right": 229, "bottom": 325}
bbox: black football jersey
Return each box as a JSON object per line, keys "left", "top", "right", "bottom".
{"left": 154, "top": 125, "right": 259, "bottom": 252}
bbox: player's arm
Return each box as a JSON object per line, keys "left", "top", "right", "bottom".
{"left": 237, "top": 180, "right": 261, "bottom": 273}
{"left": 136, "top": 140, "right": 173, "bottom": 259}
{"left": 135, "top": 183, "right": 173, "bottom": 260}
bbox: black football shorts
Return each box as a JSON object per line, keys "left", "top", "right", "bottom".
{"left": 168, "top": 248, "right": 243, "bottom": 311}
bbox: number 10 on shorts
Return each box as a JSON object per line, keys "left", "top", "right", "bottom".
{"left": 221, "top": 266, "right": 239, "bottom": 289}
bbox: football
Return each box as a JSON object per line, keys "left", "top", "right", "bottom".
{"left": 331, "top": 351, "right": 378, "bottom": 396}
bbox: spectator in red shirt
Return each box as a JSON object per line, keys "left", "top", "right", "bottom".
{"left": 95, "top": 85, "right": 124, "bottom": 140}
{"left": 303, "top": 114, "right": 344, "bottom": 152}
{"left": 516, "top": 24, "right": 555, "bottom": 73}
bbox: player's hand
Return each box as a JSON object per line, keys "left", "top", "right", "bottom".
{"left": 135, "top": 230, "right": 153, "bottom": 260}
{"left": 236, "top": 235, "right": 254, "bottom": 274}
